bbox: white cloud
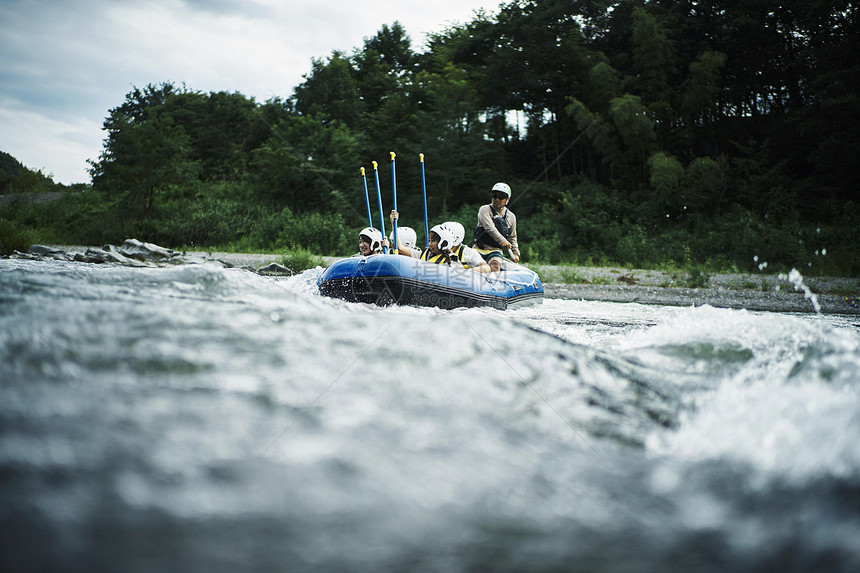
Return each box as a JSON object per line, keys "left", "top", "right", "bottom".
{"left": 0, "top": 99, "right": 104, "bottom": 182}
{"left": 0, "top": 0, "right": 501, "bottom": 184}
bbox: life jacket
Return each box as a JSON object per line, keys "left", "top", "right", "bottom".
{"left": 472, "top": 206, "right": 510, "bottom": 249}
{"left": 449, "top": 245, "right": 471, "bottom": 269}
{"left": 420, "top": 248, "right": 451, "bottom": 265}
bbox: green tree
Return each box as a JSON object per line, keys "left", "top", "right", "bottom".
{"left": 566, "top": 93, "right": 656, "bottom": 185}
{"left": 251, "top": 114, "right": 366, "bottom": 215}
{"left": 410, "top": 64, "right": 504, "bottom": 214}
{"left": 292, "top": 52, "right": 364, "bottom": 126}
{"left": 630, "top": 6, "right": 675, "bottom": 106}
{"left": 566, "top": 97, "right": 621, "bottom": 182}
{"left": 585, "top": 62, "right": 622, "bottom": 112}
{"left": 681, "top": 51, "right": 726, "bottom": 124}
{"left": 90, "top": 84, "right": 200, "bottom": 217}
{"left": 351, "top": 22, "right": 415, "bottom": 114}
{"left": 684, "top": 156, "right": 724, "bottom": 213}
{"left": 648, "top": 151, "right": 683, "bottom": 202}
{"left": 630, "top": 6, "right": 676, "bottom": 146}
{"left": 608, "top": 94, "right": 657, "bottom": 169}
{"left": 176, "top": 90, "right": 261, "bottom": 181}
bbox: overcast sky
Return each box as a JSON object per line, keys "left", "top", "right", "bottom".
{"left": 0, "top": 0, "right": 502, "bottom": 185}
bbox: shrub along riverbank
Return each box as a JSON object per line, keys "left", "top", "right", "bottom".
{"left": 1, "top": 184, "right": 855, "bottom": 280}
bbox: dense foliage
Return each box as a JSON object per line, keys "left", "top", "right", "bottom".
{"left": 3, "top": 0, "right": 858, "bottom": 274}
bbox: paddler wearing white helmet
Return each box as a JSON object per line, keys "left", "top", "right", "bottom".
{"left": 444, "top": 220, "right": 491, "bottom": 273}
{"left": 387, "top": 211, "right": 490, "bottom": 273}
{"left": 356, "top": 227, "right": 384, "bottom": 256}
{"left": 388, "top": 226, "right": 417, "bottom": 255}
{"left": 421, "top": 223, "right": 457, "bottom": 264}
{"left": 472, "top": 181, "right": 519, "bottom": 271}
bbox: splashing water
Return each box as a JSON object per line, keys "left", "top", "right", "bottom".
{"left": 782, "top": 267, "right": 822, "bottom": 313}
{"left": 1, "top": 258, "right": 859, "bottom": 572}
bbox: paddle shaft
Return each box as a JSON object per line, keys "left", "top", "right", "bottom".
{"left": 360, "top": 167, "right": 373, "bottom": 228}
{"left": 390, "top": 152, "right": 398, "bottom": 253}
{"left": 372, "top": 161, "right": 387, "bottom": 253}
{"left": 419, "top": 153, "right": 429, "bottom": 248}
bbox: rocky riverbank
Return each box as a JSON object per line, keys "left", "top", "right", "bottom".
{"left": 536, "top": 264, "right": 860, "bottom": 315}
{"left": 543, "top": 283, "right": 859, "bottom": 314}
{"left": 7, "top": 241, "right": 295, "bottom": 275}
{"left": 6, "top": 242, "right": 859, "bottom": 314}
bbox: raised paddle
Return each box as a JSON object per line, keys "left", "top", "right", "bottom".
{"left": 419, "top": 153, "right": 429, "bottom": 248}
{"left": 372, "top": 161, "right": 387, "bottom": 253}
{"left": 360, "top": 167, "right": 373, "bottom": 228}
{"left": 390, "top": 151, "right": 398, "bottom": 254}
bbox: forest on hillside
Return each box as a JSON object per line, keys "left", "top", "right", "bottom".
{"left": 2, "top": 0, "right": 858, "bottom": 275}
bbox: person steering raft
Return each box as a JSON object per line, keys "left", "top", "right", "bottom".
{"left": 473, "top": 182, "right": 519, "bottom": 272}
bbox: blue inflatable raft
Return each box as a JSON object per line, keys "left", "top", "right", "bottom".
{"left": 318, "top": 255, "right": 544, "bottom": 309}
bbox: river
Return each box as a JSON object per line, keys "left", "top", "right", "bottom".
{"left": 2, "top": 259, "right": 859, "bottom": 572}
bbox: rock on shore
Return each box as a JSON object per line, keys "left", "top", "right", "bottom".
{"left": 8, "top": 240, "right": 294, "bottom": 275}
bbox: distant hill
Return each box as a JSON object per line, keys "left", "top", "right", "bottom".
{"left": 0, "top": 151, "right": 23, "bottom": 188}
{"left": 0, "top": 150, "right": 61, "bottom": 195}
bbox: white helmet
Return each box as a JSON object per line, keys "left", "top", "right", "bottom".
{"left": 390, "top": 226, "right": 417, "bottom": 249}
{"left": 445, "top": 221, "right": 465, "bottom": 246}
{"left": 492, "top": 182, "right": 511, "bottom": 198}
{"left": 429, "top": 223, "right": 456, "bottom": 252}
{"left": 359, "top": 227, "right": 383, "bottom": 252}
